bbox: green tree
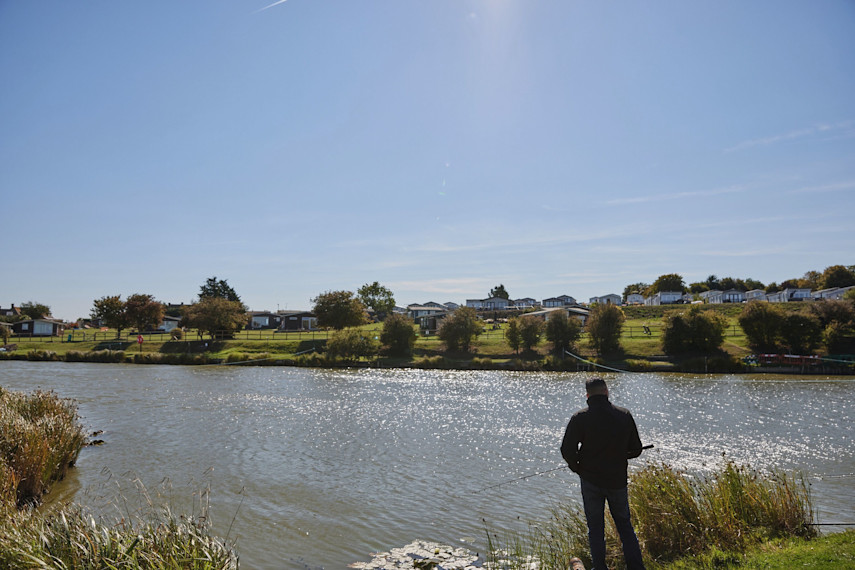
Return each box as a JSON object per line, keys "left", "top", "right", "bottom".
{"left": 505, "top": 317, "right": 523, "bottom": 354}
{"left": 181, "top": 297, "right": 247, "bottom": 339}
{"left": 438, "top": 306, "right": 482, "bottom": 352}
{"left": 738, "top": 302, "right": 785, "bottom": 353}
{"left": 326, "top": 327, "right": 378, "bottom": 361}
{"left": 312, "top": 290, "right": 367, "bottom": 330}
{"left": 199, "top": 276, "right": 242, "bottom": 304}
{"left": 518, "top": 315, "right": 544, "bottom": 353}
{"left": 545, "top": 310, "right": 583, "bottom": 356}
{"left": 648, "top": 274, "right": 686, "bottom": 295}
{"left": 780, "top": 312, "right": 822, "bottom": 354}
{"left": 820, "top": 265, "right": 855, "bottom": 289}
{"left": 622, "top": 283, "right": 649, "bottom": 302}
{"left": 490, "top": 284, "right": 510, "bottom": 300}
{"left": 19, "top": 301, "right": 51, "bottom": 319}
{"left": 705, "top": 275, "right": 722, "bottom": 290}
{"left": 380, "top": 313, "right": 416, "bottom": 356}
{"left": 124, "top": 294, "right": 165, "bottom": 333}
{"left": 1, "top": 323, "right": 10, "bottom": 345}
{"left": 586, "top": 303, "right": 625, "bottom": 357}
{"left": 809, "top": 300, "right": 855, "bottom": 354}
{"left": 689, "top": 282, "right": 710, "bottom": 294}
{"left": 661, "top": 307, "right": 727, "bottom": 357}
{"left": 90, "top": 295, "right": 129, "bottom": 338}
{"left": 744, "top": 278, "right": 765, "bottom": 291}
{"left": 357, "top": 282, "right": 396, "bottom": 321}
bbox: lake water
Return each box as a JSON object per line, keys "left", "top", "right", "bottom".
{"left": 2, "top": 361, "right": 854, "bottom": 569}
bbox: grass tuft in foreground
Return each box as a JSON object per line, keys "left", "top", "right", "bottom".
{"left": 1, "top": 386, "right": 238, "bottom": 569}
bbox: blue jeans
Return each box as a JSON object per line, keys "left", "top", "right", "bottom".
{"left": 580, "top": 478, "right": 645, "bottom": 570}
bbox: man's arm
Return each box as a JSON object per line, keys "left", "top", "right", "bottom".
{"left": 626, "top": 413, "right": 643, "bottom": 459}
{"left": 561, "top": 417, "right": 582, "bottom": 472}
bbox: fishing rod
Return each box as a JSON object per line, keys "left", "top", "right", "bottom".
{"left": 473, "top": 445, "right": 654, "bottom": 494}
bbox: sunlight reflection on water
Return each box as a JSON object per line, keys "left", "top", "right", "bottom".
{"left": 1, "top": 363, "right": 853, "bottom": 569}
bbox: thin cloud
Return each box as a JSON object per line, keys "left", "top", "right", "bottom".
{"left": 725, "top": 121, "right": 854, "bottom": 153}
{"left": 253, "top": 0, "right": 288, "bottom": 14}
{"left": 606, "top": 185, "right": 747, "bottom": 206}
{"left": 787, "top": 181, "right": 855, "bottom": 195}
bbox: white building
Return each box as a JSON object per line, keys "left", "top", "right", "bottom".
{"left": 644, "top": 291, "right": 683, "bottom": 306}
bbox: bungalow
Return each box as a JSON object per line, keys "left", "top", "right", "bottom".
{"left": 465, "top": 299, "right": 485, "bottom": 309}
{"left": 278, "top": 311, "right": 317, "bottom": 331}
{"left": 158, "top": 316, "right": 181, "bottom": 332}
{"left": 543, "top": 295, "right": 577, "bottom": 308}
{"left": 625, "top": 293, "right": 645, "bottom": 305}
{"left": 408, "top": 305, "right": 446, "bottom": 319}
{"left": 812, "top": 286, "right": 855, "bottom": 301}
{"left": 442, "top": 302, "right": 460, "bottom": 311}
{"left": 526, "top": 306, "right": 590, "bottom": 325}
{"left": 513, "top": 298, "right": 539, "bottom": 309}
{"left": 483, "top": 296, "right": 511, "bottom": 310}
{"left": 745, "top": 289, "right": 767, "bottom": 302}
{"left": 589, "top": 294, "right": 621, "bottom": 306}
{"left": 0, "top": 304, "right": 21, "bottom": 317}
{"left": 707, "top": 289, "right": 746, "bottom": 304}
{"left": 414, "top": 312, "right": 448, "bottom": 335}
{"left": 248, "top": 311, "right": 283, "bottom": 330}
{"left": 11, "top": 319, "right": 64, "bottom": 337}
{"left": 699, "top": 290, "right": 719, "bottom": 302}
{"left": 767, "top": 288, "right": 811, "bottom": 303}
{"left": 644, "top": 291, "right": 683, "bottom": 306}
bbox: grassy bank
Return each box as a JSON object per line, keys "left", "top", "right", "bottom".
{"left": 0, "top": 387, "right": 238, "bottom": 569}
{"left": 487, "top": 461, "right": 855, "bottom": 570}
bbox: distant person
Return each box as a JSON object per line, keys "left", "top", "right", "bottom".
{"left": 561, "top": 378, "right": 646, "bottom": 570}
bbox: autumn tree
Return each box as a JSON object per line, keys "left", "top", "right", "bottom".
{"left": 545, "top": 310, "right": 583, "bottom": 356}
{"left": 586, "top": 303, "right": 625, "bottom": 356}
{"left": 91, "top": 295, "right": 129, "bottom": 338}
{"left": 438, "top": 306, "right": 482, "bottom": 352}
{"left": 357, "top": 282, "right": 396, "bottom": 321}
{"left": 820, "top": 265, "right": 855, "bottom": 289}
{"left": 182, "top": 297, "right": 247, "bottom": 339}
{"left": 380, "top": 313, "right": 416, "bottom": 356}
{"left": 124, "top": 294, "right": 165, "bottom": 333}
{"left": 312, "top": 290, "right": 367, "bottom": 330}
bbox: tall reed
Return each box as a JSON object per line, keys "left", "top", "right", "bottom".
{"left": 0, "top": 387, "right": 87, "bottom": 507}
{"left": 485, "top": 461, "right": 815, "bottom": 569}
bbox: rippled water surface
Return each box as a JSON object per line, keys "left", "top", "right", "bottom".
{"left": 2, "top": 362, "right": 853, "bottom": 569}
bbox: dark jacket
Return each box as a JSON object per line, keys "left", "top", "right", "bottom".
{"left": 561, "top": 394, "right": 643, "bottom": 489}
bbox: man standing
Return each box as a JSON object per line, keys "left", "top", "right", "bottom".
{"left": 561, "top": 378, "right": 646, "bottom": 570}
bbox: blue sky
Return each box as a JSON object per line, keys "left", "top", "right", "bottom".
{"left": 2, "top": 1, "right": 854, "bottom": 320}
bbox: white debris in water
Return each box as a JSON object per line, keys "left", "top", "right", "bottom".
{"left": 348, "top": 540, "right": 485, "bottom": 569}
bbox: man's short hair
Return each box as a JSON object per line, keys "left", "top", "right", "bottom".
{"left": 585, "top": 378, "right": 608, "bottom": 395}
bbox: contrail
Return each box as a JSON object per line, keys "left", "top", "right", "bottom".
{"left": 253, "top": 0, "right": 288, "bottom": 14}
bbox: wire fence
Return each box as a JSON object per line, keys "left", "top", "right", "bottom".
{"left": 4, "top": 323, "right": 744, "bottom": 344}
